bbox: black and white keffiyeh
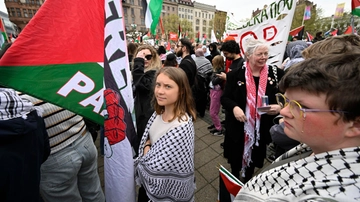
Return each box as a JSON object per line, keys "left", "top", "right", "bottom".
{"left": 134, "top": 112, "right": 196, "bottom": 202}
{"left": 235, "top": 143, "right": 360, "bottom": 202}
{"left": 0, "top": 88, "right": 36, "bottom": 120}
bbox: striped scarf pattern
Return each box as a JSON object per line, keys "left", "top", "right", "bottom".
{"left": 242, "top": 62, "right": 268, "bottom": 176}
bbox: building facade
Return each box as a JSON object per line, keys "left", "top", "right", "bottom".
{"left": 193, "top": 1, "right": 216, "bottom": 40}
{"left": 5, "top": 0, "right": 43, "bottom": 31}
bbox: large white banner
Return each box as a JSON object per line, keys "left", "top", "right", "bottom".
{"left": 226, "top": 0, "right": 296, "bottom": 67}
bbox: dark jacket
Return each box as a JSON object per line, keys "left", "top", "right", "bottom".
{"left": 221, "top": 65, "right": 284, "bottom": 168}
{"left": 0, "top": 110, "right": 50, "bottom": 202}
{"left": 179, "top": 55, "right": 197, "bottom": 87}
{"left": 132, "top": 58, "right": 157, "bottom": 152}
{"left": 210, "top": 67, "right": 225, "bottom": 90}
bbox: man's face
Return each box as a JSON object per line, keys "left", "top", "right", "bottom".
{"left": 222, "top": 51, "right": 236, "bottom": 60}
{"left": 175, "top": 42, "right": 184, "bottom": 57}
{"left": 171, "top": 44, "right": 175, "bottom": 49}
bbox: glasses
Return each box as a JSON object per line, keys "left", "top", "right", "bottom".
{"left": 275, "top": 93, "right": 348, "bottom": 119}
{"left": 144, "top": 54, "right": 153, "bottom": 60}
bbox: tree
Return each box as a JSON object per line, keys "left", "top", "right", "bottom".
{"left": 213, "top": 11, "right": 226, "bottom": 40}
{"left": 291, "top": 4, "right": 319, "bottom": 37}
{"left": 162, "top": 14, "right": 194, "bottom": 40}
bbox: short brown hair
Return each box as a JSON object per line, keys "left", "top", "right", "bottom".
{"left": 302, "top": 35, "right": 360, "bottom": 59}
{"left": 280, "top": 52, "right": 360, "bottom": 122}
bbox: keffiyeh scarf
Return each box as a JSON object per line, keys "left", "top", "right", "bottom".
{"left": 134, "top": 112, "right": 196, "bottom": 202}
{"left": 235, "top": 144, "right": 360, "bottom": 202}
{"left": 0, "top": 88, "right": 36, "bottom": 120}
{"left": 242, "top": 62, "right": 268, "bottom": 175}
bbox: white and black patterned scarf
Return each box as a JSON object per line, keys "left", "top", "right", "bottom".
{"left": 0, "top": 88, "right": 36, "bottom": 120}
{"left": 234, "top": 144, "right": 360, "bottom": 201}
{"left": 134, "top": 112, "right": 196, "bottom": 202}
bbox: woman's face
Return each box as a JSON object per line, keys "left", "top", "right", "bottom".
{"left": 248, "top": 46, "right": 269, "bottom": 69}
{"left": 280, "top": 88, "right": 350, "bottom": 154}
{"left": 155, "top": 73, "right": 179, "bottom": 109}
{"left": 138, "top": 49, "right": 153, "bottom": 68}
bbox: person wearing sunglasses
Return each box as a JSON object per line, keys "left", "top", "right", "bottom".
{"left": 132, "top": 44, "right": 162, "bottom": 153}
{"left": 234, "top": 51, "right": 360, "bottom": 201}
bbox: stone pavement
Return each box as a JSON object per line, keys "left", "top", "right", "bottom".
{"left": 95, "top": 110, "right": 270, "bottom": 201}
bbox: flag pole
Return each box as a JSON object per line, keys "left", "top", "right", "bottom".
{"left": 301, "top": 6, "right": 305, "bottom": 26}
{"left": 351, "top": 15, "right": 355, "bottom": 34}
{"left": 330, "top": 15, "right": 335, "bottom": 29}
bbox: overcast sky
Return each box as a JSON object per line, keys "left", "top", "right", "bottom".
{"left": 0, "top": 0, "right": 351, "bottom": 19}
{"left": 195, "top": 0, "right": 351, "bottom": 20}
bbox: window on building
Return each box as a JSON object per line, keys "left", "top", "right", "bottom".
{"left": 167, "top": 6, "right": 169, "bottom": 10}
{"left": 196, "top": 26, "right": 199, "bottom": 31}
{"left": 138, "top": 0, "right": 141, "bottom": 6}
{"left": 185, "top": 9, "right": 187, "bottom": 12}
{"left": 23, "top": 9, "right": 28, "bottom": 17}
{"left": 182, "top": 14, "right": 184, "bottom": 18}
{"left": 191, "top": 16, "right": 192, "bottom": 20}
{"left": 131, "top": 8, "right": 134, "bottom": 15}
{"left": 202, "top": 13, "right": 204, "bottom": 18}
{"left": 124, "top": 16, "right": 128, "bottom": 24}
{"left": 123, "top": 7, "right": 127, "bottom": 15}
{"left": 182, "top": 8, "right": 184, "bottom": 12}
{"left": 162, "top": 13, "right": 165, "bottom": 17}
{"left": 28, "top": 9, "right": 32, "bottom": 17}
{"left": 16, "top": 8, "right": 21, "bottom": 17}
{"left": 141, "top": 18, "right": 145, "bottom": 25}
{"left": 206, "top": 14, "right": 207, "bottom": 19}
{"left": 10, "top": 8, "right": 16, "bottom": 17}
{"left": 33, "top": 9, "right": 37, "bottom": 15}
{"left": 195, "top": 12, "right": 197, "bottom": 17}
{"left": 132, "top": 17, "right": 135, "bottom": 24}
{"left": 202, "top": 27, "right": 206, "bottom": 32}
{"left": 36, "top": 0, "right": 40, "bottom": 5}
{"left": 172, "top": 7, "right": 174, "bottom": 11}
{"left": 178, "top": 14, "right": 181, "bottom": 18}
{"left": 179, "top": 8, "right": 181, "bottom": 11}
{"left": 196, "top": 19, "right": 199, "bottom": 25}
{"left": 130, "top": 0, "right": 134, "bottom": 5}
{"left": 203, "top": 20, "right": 206, "bottom": 25}
{"left": 30, "top": 0, "right": 34, "bottom": 4}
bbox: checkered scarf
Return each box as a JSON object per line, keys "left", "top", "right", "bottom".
{"left": 242, "top": 62, "right": 268, "bottom": 176}
{"left": 235, "top": 144, "right": 360, "bottom": 201}
{"left": 0, "top": 88, "right": 36, "bottom": 120}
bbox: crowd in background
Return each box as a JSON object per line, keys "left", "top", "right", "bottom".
{"left": 3, "top": 33, "right": 360, "bottom": 202}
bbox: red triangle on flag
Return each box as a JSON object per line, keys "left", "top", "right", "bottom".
{"left": 289, "top": 25, "right": 304, "bottom": 37}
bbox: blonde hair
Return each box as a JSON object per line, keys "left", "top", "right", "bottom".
{"left": 212, "top": 55, "right": 224, "bottom": 71}
{"left": 133, "top": 44, "right": 162, "bottom": 72}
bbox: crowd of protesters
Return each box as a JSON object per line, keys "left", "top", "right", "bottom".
{"left": 4, "top": 32, "right": 360, "bottom": 202}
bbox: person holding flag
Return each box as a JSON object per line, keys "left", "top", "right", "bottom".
{"left": 134, "top": 67, "right": 196, "bottom": 201}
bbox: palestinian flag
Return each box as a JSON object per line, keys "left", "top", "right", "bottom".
{"left": 306, "top": 32, "right": 313, "bottom": 42}
{"left": 344, "top": 26, "right": 356, "bottom": 34}
{"left": 352, "top": 0, "right": 360, "bottom": 17}
{"left": 289, "top": 25, "right": 304, "bottom": 41}
{"left": 0, "top": 0, "right": 137, "bottom": 201}
{"left": 0, "top": 18, "right": 8, "bottom": 49}
{"left": 142, "top": 0, "right": 163, "bottom": 34}
{"left": 218, "top": 165, "right": 243, "bottom": 200}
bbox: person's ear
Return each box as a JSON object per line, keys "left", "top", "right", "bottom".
{"left": 346, "top": 118, "right": 360, "bottom": 138}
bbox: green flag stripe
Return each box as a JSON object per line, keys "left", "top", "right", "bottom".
{"left": 0, "top": 63, "right": 105, "bottom": 124}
